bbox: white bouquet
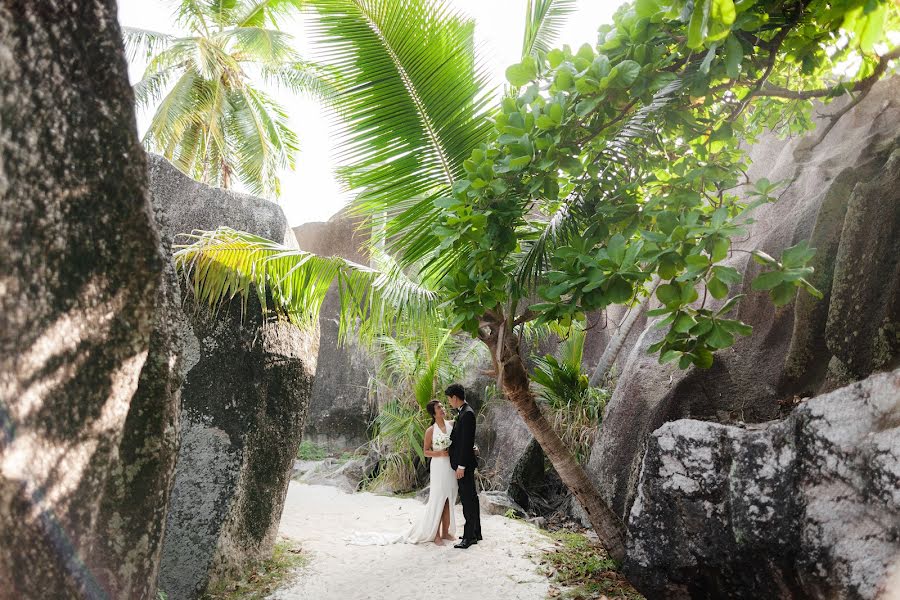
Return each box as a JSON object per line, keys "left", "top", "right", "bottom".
{"left": 432, "top": 434, "right": 451, "bottom": 452}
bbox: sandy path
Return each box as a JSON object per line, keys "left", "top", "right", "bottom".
{"left": 271, "top": 482, "right": 552, "bottom": 600}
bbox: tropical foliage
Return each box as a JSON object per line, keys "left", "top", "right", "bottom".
{"left": 366, "top": 326, "right": 486, "bottom": 490}
{"left": 531, "top": 323, "right": 609, "bottom": 464}
{"left": 176, "top": 0, "right": 899, "bottom": 561}
{"left": 125, "top": 0, "right": 331, "bottom": 197}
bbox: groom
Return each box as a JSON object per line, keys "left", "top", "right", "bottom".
{"left": 446, "top": 383, "right": 482, "bottom": 549}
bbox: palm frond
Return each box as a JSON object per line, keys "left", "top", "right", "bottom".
{"left": 515, "top": 77, "right": 685, "bottom": 289}
{"left": 221, "top": 26, "right": 298, "bottom": 63}
{"left": 123, "top": 27, "right": 176, "bottom": 62}
{"left": 307, "top": 0, "right": 496, "bottom": 266}
{"left": 521, "top": 0, "right": 578, "bottom": 59}
{"left": 236, "top": 0, "right": 305, "bottom": 27}
{"left": 174, "top": 227, "right": 440, "bottom": 344}
{"left": 260, "top": 61, "right": 341, "bottom": 102}
{"left": 144, "top": 67, "right": 205, "bottom": 153}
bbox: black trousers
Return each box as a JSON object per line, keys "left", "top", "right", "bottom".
{"left": 457, "top": 468, "right": 482, "bottom": 540}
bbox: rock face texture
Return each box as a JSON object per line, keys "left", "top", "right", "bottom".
{"left": 87, "top": 197, "right": 185, "bottom": 600}
{"left": 0, "top": 4, "right": 178, "bottom": 599}
{"left": 588, "top": 77, "right": 900, "bottom": 522}
{"left": 149, "top": 155, "right": 317, "bottom": 600}
{"left": 294, "top": 216, "right": 376, "bottom": 451}
{"left": 625, "top": 369, "right": 900, "bottom": 600}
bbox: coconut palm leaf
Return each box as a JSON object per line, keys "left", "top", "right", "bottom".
{"left": 521, "top": 0, "right": 578, "bottom": 59}
{"left": 123, "top": 27, "right": 176, "bottom": 62}
{"left": 306, "top": 0, "right": 496, "bottom": 267}
{"left": 175, "top": 227, "right": 440, "bottom": 344}
{"left": 127, "top": 0, "right": 329, "bottom": 198}
{"left": 237, "top": 0, "right": 307, "bottom": 27}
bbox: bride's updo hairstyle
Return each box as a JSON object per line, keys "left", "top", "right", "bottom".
{"left": 426, "top": 400, "right": 441, "bottom": 425}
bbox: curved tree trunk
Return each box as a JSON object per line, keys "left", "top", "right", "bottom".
{"left": 484, "top": 327, "right": 627, "bottom": 562}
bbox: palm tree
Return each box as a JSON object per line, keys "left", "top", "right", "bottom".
{"left": 125, "top": 0, "right": 332, "bottom": 198}
{"left": 174, "top": 0, "right": 633, "bottom": 559}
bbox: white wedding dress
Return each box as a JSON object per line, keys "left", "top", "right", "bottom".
{"left": 348, "top": 421, "right": 458, "bottom": 545}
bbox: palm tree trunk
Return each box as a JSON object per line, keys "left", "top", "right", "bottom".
{"left": 485, "top": 328, "right": 627, "bottom": 562}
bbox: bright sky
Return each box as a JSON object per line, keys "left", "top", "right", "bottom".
{"left": 117, "top": 0, "right": 624, "bottom": 226}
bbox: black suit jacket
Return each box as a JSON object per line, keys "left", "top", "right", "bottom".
{"left": 449, "top": 403, "right": 477, "bottom": 470}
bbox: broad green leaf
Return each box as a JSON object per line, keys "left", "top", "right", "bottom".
{"left": 688, "top": 0, "right": 711, "bottom": 49}
{"left": 657, "top": 283, "right": 681, "bottom": 306}
{"left": 506, "top": 58, "right": 538, "bottom": 87}
{"left": 707, "top": 276, "right": 728, "bottom": 299}
{"left": 724, "top": 33, "right": 743, "bottom": 78}
{"left": 608, "top": 233, "right": 626, "bottom": 264}
{"left": 706, "top": 322, "right": 734, "bottom": 348}
{"left": 751, "top": 270, "right": 784, "bottom": 291}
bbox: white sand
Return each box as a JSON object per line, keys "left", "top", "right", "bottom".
{"left": 271, "top": 482, "right": 552, "bottom": 600}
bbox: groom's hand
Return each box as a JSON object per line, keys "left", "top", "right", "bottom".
{"left": 455, "top": 467, "right": 465, "bottom": 479}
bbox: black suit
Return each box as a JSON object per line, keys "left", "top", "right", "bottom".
{"left": 450, "top": 403, "right": 482, "bottom": 541}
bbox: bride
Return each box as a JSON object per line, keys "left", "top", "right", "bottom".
{"left": 348, "top": 400, "right": 458, "bottom": 545}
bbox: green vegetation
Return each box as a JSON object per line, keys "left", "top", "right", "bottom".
{"left": 366, "top": 324, "right": 485, "bottom": 491}
{"left": 125, "top": 0, "right": 331, "bottom": 197}
{"left": 532, "top": 323, "right": 610, "bottom": 464}
{"left": 542, "top": 531, "right": 644, "bottom": 599}
{"left": 176, "top": 0, "right": 899, "bottom": 561}
{"left": 296, "top": 441, "right": 328, "bottom": 461}
{"left": 201, "top": 538, "right": 307, "bottom": 600}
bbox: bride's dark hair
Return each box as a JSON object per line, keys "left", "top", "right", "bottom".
{"left": 426, "top": 400, "right": 441, "bottom": 425}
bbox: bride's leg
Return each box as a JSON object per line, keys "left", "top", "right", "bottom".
{"left": 440, "top": 499, "right": 453, "bottom": 539}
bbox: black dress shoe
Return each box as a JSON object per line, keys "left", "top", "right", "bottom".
{"left": 454, "top": 539, "right": 476, "bottom": 549}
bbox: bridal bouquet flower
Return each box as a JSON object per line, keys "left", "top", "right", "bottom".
{"left": 432, "top": 435, "right": 450, "bottom": 452}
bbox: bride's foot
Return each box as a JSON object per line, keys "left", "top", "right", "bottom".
{"left": 434, "top": 536, "right": 444, "bottom": 546}
{"left": 441, "top": 532, "right": 454, "bottom": 540}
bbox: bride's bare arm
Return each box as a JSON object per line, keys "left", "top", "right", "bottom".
{"left": 423, "top": 426, "right": 449, "bottom": 457}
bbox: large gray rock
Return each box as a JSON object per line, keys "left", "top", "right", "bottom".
{"left": 0, "top": 3, "right": 177, "bottom": 599}
{"left": 625, "top": 369, "right": 900, "bottom": 600}
{"left": 588, "top": 77, "right": 900, "bottom": 521}
{"left": 149, "top": 155, "right": 317, "bottom": 600}
{"left": 88, "top": 194, "right": 185, "bottom": 599}
{"left": 294, "top": 215, "right": 377, "bottom": 451}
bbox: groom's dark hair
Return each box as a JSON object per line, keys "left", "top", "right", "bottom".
{"left": 444, "top": 383, "right": 465, "bottom": 401}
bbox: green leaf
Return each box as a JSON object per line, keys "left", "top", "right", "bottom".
{"left": 781, "top": 241, "right": 816, "bottom": 269}
{"left": 718, "top": 318, "right": 752, "bottom": 336}
{"left": 635, "top": 0, "right": 662, "bottom": 18}
{"left": 707, "top": 276, "right": 728, "bottom": 299}
{"left": 711, "top": 237, "right": 730, "bottom": 262}
{"left": 607, "top": 277, "right": 633, "bottom": 303}
{"left": 751, "top": 270, "right": 785, "bottom": 291}
{"left": 688, "top": 0, "right": 711, "bottom": 49}
{"left": 657, "top": 283, "right": 681, "bottom": 306}
{"left": 674, "top": 312, "right": 697, "bottom": 333}
{"left": 506, "top": 58, "right": 538, "bottom": 87}
{"left": 608, "top": 233, "right": 626, "bottom": 264}
{"left": 699, "top": 43, "right": 719, "bottom": 74}
{"left": 712, "top": 265, "right": 742, "bottom": 285}
{"left": 771, "top": 281, "right": 797, "bottom": 306}
{"left": 692, "top": 347, "right": 714, "bottom": 368}
{"left": 660, "top": 349, "right": 681, "bottom": 364}
{"left": 614, "top": 60, "right": 641, "bottom": 86}
{"left": 711, "top": 0, "right": 736, "bottom": 26}
{"left": 715, "top": 293, "right": 744, "bottom": 316}
{"left": 724, "top": 33, "right": 743, "bottom": 78}
{"left": 706, "top": 322, "right": 734, "bottom": 348}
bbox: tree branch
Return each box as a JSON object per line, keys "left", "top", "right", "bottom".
{"left": 741, "top": 46, "right": 900, "bottom": 100}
